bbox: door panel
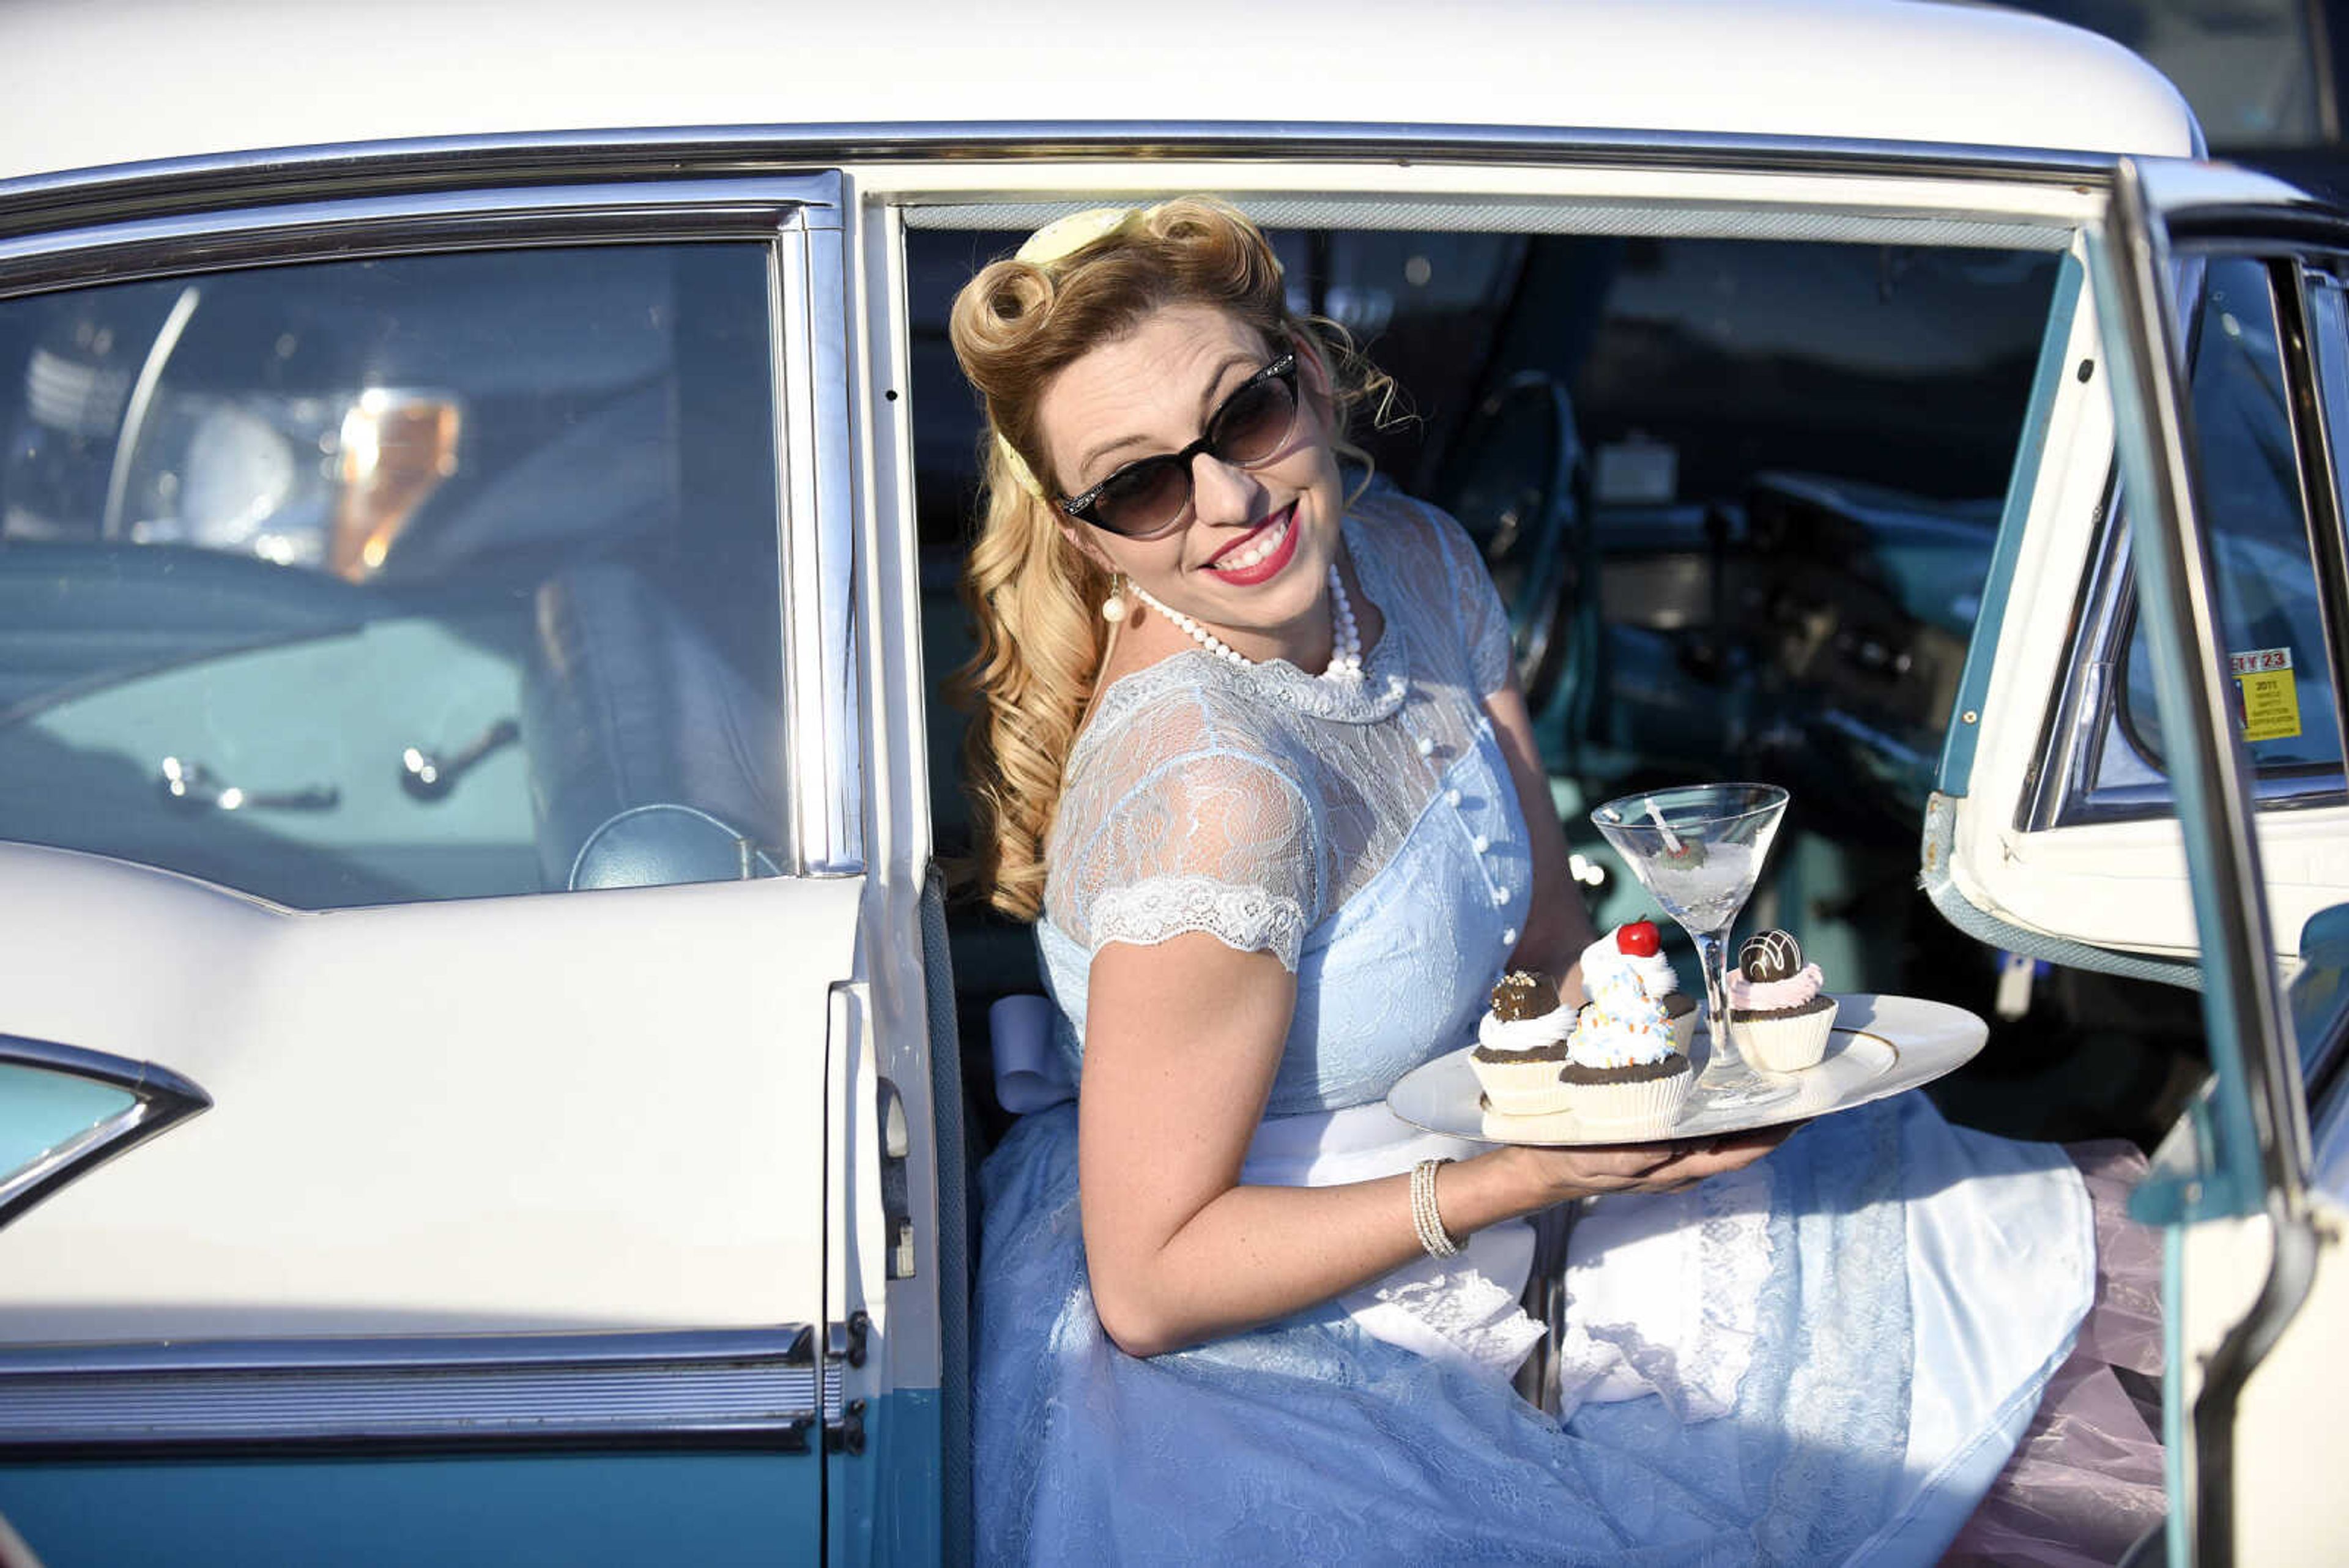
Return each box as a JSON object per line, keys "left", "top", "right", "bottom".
{"left": 0, "top": 843, "right": 853, "bottom": 1336}
{"left": 0, "top": 1454, "right": 821, "bottom": 1568}
{"left": 0, "top": 173, "right": 861, "bottom": 1561}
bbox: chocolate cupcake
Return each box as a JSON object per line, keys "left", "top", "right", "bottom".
{"left": 1472, "top": 970, "right": 1577, "bottom": 1115}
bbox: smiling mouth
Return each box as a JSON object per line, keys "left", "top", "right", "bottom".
{"left": 1204, "top": 505, "right": 1296, "bottom": 576}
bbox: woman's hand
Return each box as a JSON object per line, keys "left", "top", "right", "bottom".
{"left": 1501, "top": 1123, "right": 1802, "bottom": 1205}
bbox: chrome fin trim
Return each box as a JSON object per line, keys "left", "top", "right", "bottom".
{"left": 0, "top": 1035, "right": 211, "bottom": 1232}
{"left": 0, "top": 1327, "right": 826, "bottom": 1457}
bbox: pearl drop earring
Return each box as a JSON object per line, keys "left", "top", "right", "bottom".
{"left": 1100, "top": 573, "right": 1128, "bottom": 624}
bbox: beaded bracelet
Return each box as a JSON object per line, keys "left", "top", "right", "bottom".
{"left": 1411, "top": 1157, "right": 1461, "bottom": 1258}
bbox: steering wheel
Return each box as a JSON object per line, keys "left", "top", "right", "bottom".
{"left": 1431, "top": 371, "right": 1595, "bottom": 732}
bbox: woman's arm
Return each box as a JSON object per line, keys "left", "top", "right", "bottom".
{"left": 1485, "top": 672, "right": 1598, "bottom": 997}
{"left": 1078, "top": 932, "right": 1784, "bottom": 1358}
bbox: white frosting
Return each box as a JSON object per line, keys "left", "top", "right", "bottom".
{"left": 1568, "top": 967, "right": 1680, "bottom": 1069}
{"left": 1578, "top": 928, "right": 1682, "bottom": 1001}
{"left": 1478, "top": 1008, "right": 1573, "bottom": 1054}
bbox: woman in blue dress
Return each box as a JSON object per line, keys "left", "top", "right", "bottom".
{"left": 949, "top": 198, "right": 2124, "bottom": 1564}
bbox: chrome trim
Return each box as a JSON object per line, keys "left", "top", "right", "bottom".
{"left": 0, "top": 177, "right": 841, "bottom": 302}
{"left": 2095, "top": 160, "right": 2309, "bottom": 1198}
{"left": 2023, "top": 474, "right": 2126, "bottom": 833}
{"left": 0, "top": 1035, "right": 210, "bottom": 1231}
{"left": 0, "top": 124, "right": 2134, "bottom": 239}
{"left": 771, "top": 198, "right": 866, "bottom": 876}
{"left": 0, "top": 1326, "right": 825, "bottom": 1456}
{"left": 2053, "top": 768, "right": 2348, "bottom": 825}
{"left": 2293, "top": 269, "right": 2349, "bottom": 801}
{"left": 2092, "top": 158, "right": 2316, "bottom": 1568}
{"left": 909, "top": 196, "right": 2076, "bottom": 251}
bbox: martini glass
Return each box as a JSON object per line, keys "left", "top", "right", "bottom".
{"left": 1590, "top": 783, "right": 1795, "bottom": 1109}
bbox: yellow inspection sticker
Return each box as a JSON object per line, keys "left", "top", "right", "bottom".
{"left": 2230, "top": 646, "right": 2303, "bottom": 743}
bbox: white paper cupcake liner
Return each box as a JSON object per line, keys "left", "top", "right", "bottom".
{"left": 1567, "top": 1060, "right": 1694, "bottom": 1126}
{"left": 1471, "top": 1054, "right": 1578, "bottom": 1117}
{"left": 1730, "top": 997, "right": 1839, "bottom": 1073}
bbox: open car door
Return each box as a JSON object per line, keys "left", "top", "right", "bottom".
{"left": 1945, "top": 155, "right": 2349, "bottom": 1566}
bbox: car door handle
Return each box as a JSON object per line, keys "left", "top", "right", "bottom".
{"left": 399, "top": 717, "right": 519, "bottom": 802}
{"left": 157, "top": 756, "right": 340, "bottom": 812}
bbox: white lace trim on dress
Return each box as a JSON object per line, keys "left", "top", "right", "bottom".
{"left": 1553, "top": 1159, "right": 1775, "bottom": 1423}
{"left": 1089, "top": 872, "right": 1310, "bottom": 972}
{"left": 1350, "top": 1254, "right": 1549, "bottom": 1384}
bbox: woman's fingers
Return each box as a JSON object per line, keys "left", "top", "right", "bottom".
{"left": 1523, "top": 1120, "right": 1808, "bottom": 1195}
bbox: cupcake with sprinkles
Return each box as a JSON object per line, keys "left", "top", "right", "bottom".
{"left": 1561, "top": 962, "right": 1694, "bottom": 1125}
{"left": 1727, "top": 929, "right": 1838, "bottom": 1072}
{"left": 1578, "top": 918, "right": 1698, "bottom": 1053}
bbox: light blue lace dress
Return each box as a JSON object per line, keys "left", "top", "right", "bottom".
{"left": 974, "top": 492, "right": 2094, "bottom": 1566}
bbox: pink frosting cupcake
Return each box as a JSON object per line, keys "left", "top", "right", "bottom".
{"left": 1726, "top": 929, "right": 1837, "bottom": 1072}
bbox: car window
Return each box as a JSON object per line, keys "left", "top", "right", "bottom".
{"left": 2112, "top": 256, "right": 2346, "bottom": 787}
{"left": 0, "top": 243, "right": 790, "bottom": 908}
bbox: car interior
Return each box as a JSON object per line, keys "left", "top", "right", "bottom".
{"left": 906, "top": 218, "right": 2222, "bottom": 1160}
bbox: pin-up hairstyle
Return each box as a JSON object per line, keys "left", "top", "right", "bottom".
{"left": 947, "top": 196, "right": 1394, "bottom": 918}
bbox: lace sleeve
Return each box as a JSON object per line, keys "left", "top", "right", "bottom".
{"left": 1422, "top": 499, "right": 1515, "bottom": 697}
{"left": 1052, "top": 743, "right": 1319, "bottom": 971}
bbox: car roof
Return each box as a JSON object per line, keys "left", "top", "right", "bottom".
{"left": 1, "top": 0, "right": 2195, "bottom": 188}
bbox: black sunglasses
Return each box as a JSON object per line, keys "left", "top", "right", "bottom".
{"left": 1057, "top": 352, "right": 1302, "bottom": 538}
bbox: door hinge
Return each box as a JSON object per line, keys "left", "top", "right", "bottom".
{"left": 821, "top": 1309, "right": 870, "bottom": 1456}
{"left": 826, "top": 1309, "right": 869, "bottom": 1369}
{"left": 825, "top": 1398, "right": 867, "bottom": 1455}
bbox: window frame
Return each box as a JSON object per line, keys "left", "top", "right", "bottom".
{"left": 2030, "top": 252, "right": 2349, "bottom": 831}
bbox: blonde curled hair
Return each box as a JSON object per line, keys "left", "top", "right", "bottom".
{"left": 948, "top": 196, "right": 1395, "bottom": 919}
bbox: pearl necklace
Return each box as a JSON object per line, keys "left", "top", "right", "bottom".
{"left": 1129, "top": 565, "right": 1364, "bottom": 682}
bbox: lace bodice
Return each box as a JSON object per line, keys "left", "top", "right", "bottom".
{"left": 1037, "top": 489, "right": 1532, "bottom": 1113}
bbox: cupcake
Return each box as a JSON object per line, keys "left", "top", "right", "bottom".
{"left": 1578, "top": 919, "right": 1698, "bottom": 1053}
{"left": 1727, "top": 929, "right": 1838, "bottom": 1072}
{"left": 1560, "top": 964, "right": 1695, "bottom": 1126}
{"left": 1471, "top": 970, "right": 1578, "bottom": 1116}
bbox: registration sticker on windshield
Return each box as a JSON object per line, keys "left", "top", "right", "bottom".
{"left": 2229, "top": 647, "right": 2302, "bottom": 744}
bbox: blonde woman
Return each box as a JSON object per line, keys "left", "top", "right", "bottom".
{"left": 952, "top": 199, "right": 2130, "bottom": 1564}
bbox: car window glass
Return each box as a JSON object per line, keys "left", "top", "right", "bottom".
{"left": 2113, "top": 256, "right": 2345, "bottom": 784}
{"left": 0, "top": 243, "right": 789, "bottom": 908}
{"left": 2007, "top": 0, "right": 2323, "bottom": 148}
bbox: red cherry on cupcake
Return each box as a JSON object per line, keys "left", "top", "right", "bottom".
{"left": 1617, "top": 920, "right": 1662, "bottom": 957}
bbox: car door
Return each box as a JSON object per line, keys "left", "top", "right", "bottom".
{"left": 1940, "top": 156, "right": 2349, "bottom": 1564}
{"left": 0, "top": 171, "right": 866, "bottom": 1567}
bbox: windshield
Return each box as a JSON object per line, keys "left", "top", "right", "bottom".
{"left": 2003, "top": 0, "right": 2329, "bottom": 147}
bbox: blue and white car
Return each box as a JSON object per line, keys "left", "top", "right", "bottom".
{"left": 0, "top": 1, "right": 2343, "bottom": 1562}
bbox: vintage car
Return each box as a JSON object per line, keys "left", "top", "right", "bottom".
{"left": 0, "top": 0, "right": 2343, "bottom": 1562}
